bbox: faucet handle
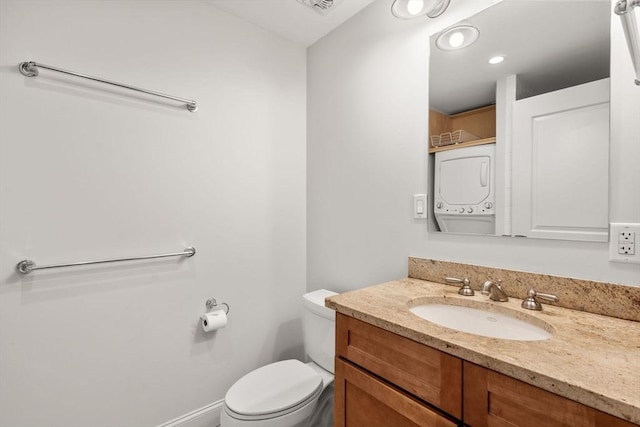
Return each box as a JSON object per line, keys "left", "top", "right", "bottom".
{"left": 444, "top": 277, "right": 475, "bottom": 296}
{"left": 535, "top": 291, "right": 559, "bottom": 302}
{"left": 445, "top": 277, "right": 469, "bottom": 285}
{"left": 521, "top": 289, "right": 559, "bottom": 311}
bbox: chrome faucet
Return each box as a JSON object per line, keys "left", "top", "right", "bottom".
{"left": 482, "top": 280, "right": 508, "bottom": 302}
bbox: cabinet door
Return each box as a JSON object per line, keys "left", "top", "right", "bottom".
{"left": 335, "top": 358, "right": 458, "bottom": 427}
{"left": 336, "top": 313, "right": 462, "bottom": 418}
{"left": 463, "top": 362, "right": 637, "bottom": 427}
{"left": 511, "top": 78, "right": 609, "bottom": 242}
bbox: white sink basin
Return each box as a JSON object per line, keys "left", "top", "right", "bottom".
{"left": 409, "top": 300, "right": 553, "bottom": 341}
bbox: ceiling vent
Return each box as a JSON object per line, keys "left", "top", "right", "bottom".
{"left": 296, "top": 0, "right": 342, "bottom": 15}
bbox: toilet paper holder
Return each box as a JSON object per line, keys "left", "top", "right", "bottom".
{"left": 205, "top": 298, "right": 230, "bottom": 315}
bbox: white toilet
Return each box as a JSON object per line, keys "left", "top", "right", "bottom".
{"left": 220, "top": 289, "right": 337, "bottom": 427}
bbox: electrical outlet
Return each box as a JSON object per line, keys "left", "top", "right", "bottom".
{"left": 610, "top": 223, "right": 640, "bottom": 264}
{"left": 618, "top": 231, "right": 635, "bottom": 244}
{"left": 618, "top": 244, "right": 635, "bottom": 255}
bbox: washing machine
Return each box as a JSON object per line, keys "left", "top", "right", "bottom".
{"left": 433, "top": 144, "right": 496, "bottom": 235}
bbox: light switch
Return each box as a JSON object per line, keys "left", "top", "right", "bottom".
{"left": 414, "top": 194, "right": 427, "bottom": 219}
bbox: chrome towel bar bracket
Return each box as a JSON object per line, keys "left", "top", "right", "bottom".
{"left": 18, "top": 61, "right": 198, "bottom": 112}
{"left": 615, "top": 0, "right": 640, "bottom": 85}
{"left": 16, "top": 246, "right": 196, "bottom": 275}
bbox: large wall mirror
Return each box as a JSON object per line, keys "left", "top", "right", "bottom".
{"left": 427, "top": 0, "right": 611, "bottom": 242}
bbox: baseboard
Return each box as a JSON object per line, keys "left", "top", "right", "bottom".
{"left": 157, "top": 399, "right": 224, "bottom": 427}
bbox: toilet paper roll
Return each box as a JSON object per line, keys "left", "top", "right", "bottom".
{"left": 201, "top": 310, "right": 227, "bottom": 332}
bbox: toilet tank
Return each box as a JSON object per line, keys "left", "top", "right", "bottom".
{"left": 302, "top": 289, "right": 337, "bottom": 374}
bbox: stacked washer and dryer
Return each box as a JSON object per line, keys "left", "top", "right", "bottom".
{"left": 433, "top": 144, "right": 496, "bottom": 235}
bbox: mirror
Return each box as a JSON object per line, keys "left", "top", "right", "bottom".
{"left": 427, "top": 0, "right": 611, "bottom": 241}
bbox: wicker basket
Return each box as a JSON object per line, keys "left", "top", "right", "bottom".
{"left": 430, "top": 129, "right": 479, "bottom": 148}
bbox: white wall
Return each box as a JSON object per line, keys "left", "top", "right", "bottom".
{"left": 0, "top": 1, "right": 306, "bottom": 426}
{"left": 307, "top": 0, "right": 431, "bottom": 291}
{"left": 307, "top": 0, "right": 640, "bottom": 291}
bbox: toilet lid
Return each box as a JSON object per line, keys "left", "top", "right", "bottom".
{"left": 225, "top": 360, "right": 323, "bottom": 417}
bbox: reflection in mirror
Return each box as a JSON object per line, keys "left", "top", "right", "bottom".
{"left": 427, "top": 0, "right": 611, "bottom": 241}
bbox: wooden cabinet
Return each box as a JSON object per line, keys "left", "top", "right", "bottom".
{"left": 463, "top": 362, "right": 637, "bottom": 427}
{"left": 334, "top": 313, "right": 638, "bottom": 427}
{"left": 429, "top": 105, "right": 496, "bottom": 153}
{"left": 335, "top": 358, "right": 457, "bottom": 427}
{"left": 335, "top": 313, "right": 462, "bottom": 426}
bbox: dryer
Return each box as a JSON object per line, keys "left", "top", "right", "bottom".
{"left": 433, "top": 144, "right": 496, "bottom": 234}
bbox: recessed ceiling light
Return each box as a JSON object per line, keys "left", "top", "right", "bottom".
{"left": 436, "top": 25, "right": 480, "bottom": 51}
{"left": 448, "top": 31, "right": 465, "bottom": 48}
{"left": 488, "top": 56, "right": 505, "bottom": 64}
{"left": 391, "top": 0, "right": 451, "bottom": 19}
{"left": 407, "top": 0, "right": 424, "bottom": 15}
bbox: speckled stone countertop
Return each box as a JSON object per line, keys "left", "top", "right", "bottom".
{"left": 326, "top": 278, "right": 640, "bottom": 424}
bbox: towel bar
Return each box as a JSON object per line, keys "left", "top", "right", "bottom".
{"left": 16, "top": 246, "right": 196, "bottom": 275}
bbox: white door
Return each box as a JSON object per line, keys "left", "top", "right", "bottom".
{"left": 512, "top": 78, "right": 609, "bottom": 242}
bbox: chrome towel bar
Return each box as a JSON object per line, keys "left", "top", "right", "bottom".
{"left": 16, "top": 246, "right": 196, "bottom": 275}
{"left": 18, "top": 61, "right": 198, "bottom": 112}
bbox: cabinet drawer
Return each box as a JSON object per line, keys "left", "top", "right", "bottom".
{"left": 463, "top": 362, "right": 638, "bottom": 427}
{"left": 336, "top": 313, "right": 462, "bottom": 419}
{"left": 335, "top": 358, "right": 458, "bottom": 427}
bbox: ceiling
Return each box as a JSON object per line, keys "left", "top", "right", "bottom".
{"left": 208, "top": 0, "right": 375, "bottom": 47}
{"left": 206, "top": 0, "right": 611, "bottom": 113}
{"left": 429, "top": 0, "right": 611, "bottom": 115}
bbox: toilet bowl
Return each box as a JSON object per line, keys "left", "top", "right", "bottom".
{"left": 220, "top": 289, "right": 337, "bottom": 427}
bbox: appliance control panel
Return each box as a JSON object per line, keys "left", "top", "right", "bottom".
{"left": 435, "top": 199, "right": 494, "bottom": 215}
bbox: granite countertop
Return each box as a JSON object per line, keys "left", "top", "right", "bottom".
{"left": 325, "top": 278, "right": 640, "bottom": 424}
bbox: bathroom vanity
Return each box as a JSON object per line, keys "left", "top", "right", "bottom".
{"left": 326, "top": 276, "right": 640, "bottom": 427}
